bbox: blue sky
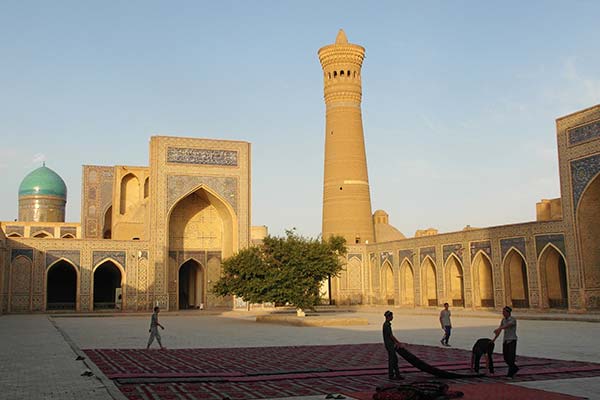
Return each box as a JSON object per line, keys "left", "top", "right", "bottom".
{"left": 1, "top": 1, "right": 599, "bottom": 238}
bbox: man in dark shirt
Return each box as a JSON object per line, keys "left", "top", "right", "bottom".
{"left": 382, "top": 310, "right": 403, "bottom": 380}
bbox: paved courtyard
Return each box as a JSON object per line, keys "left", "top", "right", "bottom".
{"left": 1, "top": 310, "right": 599, "bottom": 399}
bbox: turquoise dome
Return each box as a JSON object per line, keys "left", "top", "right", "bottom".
{"left": 18, "top": 165, "right": 67, "bottom": 198}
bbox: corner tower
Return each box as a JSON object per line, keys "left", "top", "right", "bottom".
{"left": 318, "top": 29, "right": 374, "bottom": 244}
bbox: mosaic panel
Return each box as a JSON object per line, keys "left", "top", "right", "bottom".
{"left": 30, "top": 226, "right": 55, "bottom": 237}
{"left": 571, "top": 154, "right": 600, "bottom": 212}
{"left": 535, "top": 234, "right": 566, "bottom": 258}
{"left": 82, "top": 166, "right": 114, "bottom": 239}
{"left": 470, "top": 240, "right": 492, "bottom": 260}
{"left": 442, "top": 244, "right": 463, "bottom": 263}
{"left": 45, "top": 250, "right": 81, "bottom": 269}
{"left": 399, "top": 249, "right": 414, "bottom": 263}
{"left": 60, "top": 226, "right": 78, "bottom": 237}
{"left": 32, "top": 294, "right": 43, "bottom": 311}
{"left": 500, "top": 237, "right": 526, "bottom": 260}
{"left": 419, "top": 246, "right": 436, "bottom": 264}
{"left": 568, "top": 119, "right": 600, "bottom": 145}
{"left": 11, "top": 256, "right": 32, "bottom": 295}
{"left": 166, "top": 175, "right": 238, "bottom": 214}
{"left": 379, "top": 251, "right": 393, "bottom": 266}
{"left": 11, "top": 249, "right": 33, "bottom": 262}
{"left": 5, "top": 226, "right": 24, "bottom": 236}
{"left": 347, "top": 253, "right": 362, "bottom": 261}
{"left": 93, "top": 251, "right": 126, "bottom": 269}
{"left": 167, "top": 147, "right": 238, "bottom": 166}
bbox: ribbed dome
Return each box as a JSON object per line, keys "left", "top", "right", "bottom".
{"left": 18, "top": 165, "right": 67, "bottom": 198}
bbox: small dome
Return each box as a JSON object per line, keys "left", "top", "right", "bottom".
{"left": 18, "top": 165, "right": 67, "bottom": 198}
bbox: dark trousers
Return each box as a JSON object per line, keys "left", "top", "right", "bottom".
{"left": 503, "top": 340, "right": 518, "bottom": 375}
{"left": 473, "top": 349, "right": 494, "bottom": 373}
{"left": 442, "top": 326, "right": 451, "bottom": 344}
{"left": 387, "top": 347, "right": 400, "bottom": 378}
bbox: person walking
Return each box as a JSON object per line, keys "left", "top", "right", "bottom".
{"left": 146, "top": 306, "right": 165, "bottom": 349}
{"left": 493, "top": 306, "right": 519, "bottom": 377}
{"left": 439, "top": 302, "right": 452, "bottom": 346}
{"left": 382, "top": 310, "right": 403, "bottom": 380}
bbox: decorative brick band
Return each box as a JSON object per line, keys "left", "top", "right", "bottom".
{"left": 167, "top": 147, "right": 238, "bottom": 166}
{"left": 568, "top": 119, "right": 600, "bottom": 146}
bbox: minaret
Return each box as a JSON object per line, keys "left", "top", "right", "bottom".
{"left": 318, "top": 30, "right": 374, "bottom": 244}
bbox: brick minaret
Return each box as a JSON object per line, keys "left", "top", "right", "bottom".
{"left": 318, "top": 30, "right": 374, "bottom": 244}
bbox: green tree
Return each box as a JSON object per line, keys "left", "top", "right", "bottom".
{"left": 213, "top": 230, "right": 346, "bottom": 311}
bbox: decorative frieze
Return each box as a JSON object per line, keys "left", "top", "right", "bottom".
{"left": 45, "top": 250, "right": 81, "bottom": 269}
{"left": 167, "top": 147, "right": 238, "bottom": 167}
{"left": 5, "top": 226, "right": 24, "bottom": 237}
{"left": 535, "top": 234, "right": 566, "bottom": 258}
{"left": 570, "top": 154, "right": 600, "bottom": 212}
{"left": 92, "top": 251, "right": 126, "bottom": 269}
{"left": 419, "top": 246, "right": 436, "bottom": 264}
{"left": 470, "top": 240, "right": 492, "bottom": 260}
{"left": 380, "top": 251, "right": 393, "bottom": 266}
{"left": 399, "top": 249, "right": 414, "bottom": 263}
{"left": 443, "top": 244, "right": 463, "bottom": 263}
{"left": 500, "top": 237, "right": 526, "bottom": 260}
{"left": 11, "top": 249, "right": 33, "bottom": 262}
{"left": 568, "top": 119, "right": 600, "bottom": 146}
{"left": 166, "top": 175, "right": 238, "bottom": 214}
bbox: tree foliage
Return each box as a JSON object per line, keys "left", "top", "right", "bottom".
{"left": 213, "top": 230, "right": 346, "bottom": 310}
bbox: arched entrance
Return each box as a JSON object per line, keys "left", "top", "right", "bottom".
{"left": 168, "top": 186, "right": 237, "bottom": 310}
{"left": 504, "top": 249, "right": 529, "bottom": 308}
{"left": 46, "top": 260, "right": 77, "bottom": 310}
{"left": 93, "top": 261, "right": 122, "bottom": 310}
{"left": 577, "top": 173, "right": 600, "bottom": 309}
{"left": 422, "top": 258, "right": 438, "bottom": 307}
{"left": 446, "top": 255, "right": 465, "bottom": 307}
{"left": 539, "top": 245, "right": 568, "bottom": 309}
{"left": 383, "top": 261, "right": 394, "bottom": 305}
{"left": 400, "top": 260, "right": 414, "bottom": 306}
{"left": 178, "top": 259, "right": 203, "bottom": 310}
{"left": 472, "top": 252, "right": 495, "bottom": 308}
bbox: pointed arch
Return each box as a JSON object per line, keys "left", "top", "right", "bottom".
{"left": 61, "top": 233, "right": 75, "bottom": 239}
{"left": 92, "top": 258, "right": 125, "bottom": 310}
{"left": 178, "top": 258, "right": 204, "bottom": 310}
{"left": 472, "top": 251, "right": 495, "bottom": 308}
{"left": 538, "top": 243, "right": 568, "bottom": 309}
{"left": 168, "top": 184, "right": 238, "bottom": 258}
{"left": 347, "top": 256, "right": 361, "bottom": 290}
{"left": 32, "top": 231, "right": 52, "bottom": 238}
{"left": 399, "top": 259, "right": 415, "bottom": 306}
{"left": 445, "top": 254, "right": 465, "bottom": 307}
{"left": 120, "top": 173, "right": 140, "bottom": 214}
{"left": 382, "top": 260, "right": 394, "bottom": 305}
{"left": 576, "top": 171, "right": 600, "bottom": 305}
{"left": 46, "top": 259, "right": 79, "bottom": 310}
{"left": 7, "top": 232, "right": 22, "bottom": 238}
{"left": 421, "top": 257, "right": 438, "bottom": 307}
{"left": 503, "top": 248, "right": 529, "bottom": 308}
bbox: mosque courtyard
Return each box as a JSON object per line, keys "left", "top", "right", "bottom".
{"left": 1, "top": 309, "right": 599, "bottom": 400}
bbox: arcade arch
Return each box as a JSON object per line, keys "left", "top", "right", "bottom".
{"left": 539, "top": 245, "right": 568, "bottom": 309}
{"left": 382, "top": 261, "right": 394, "bottom": 305}
{"left": 472, "top": 252, "right": 495, "bottom": 308}
{"left": 178, "top": 259, "right": 203, "bottom": 309}
{"left": 93, "top": 260, "right": 124, "bottom": 310}
{"left": 503, "top": 249, "right": 529, "bottom": 308}
{"left": 46, "top": 260, "right": 77, "bottom": 310}
{"left": 421, "top": 257, "right": 438, "bottom": 307}
{"left": 577, "top": 172, "right": 600, "bottom": 308}
{"left": 399, "top": 259, "right": 415, "bottom": 306}
{"left": 445, "top": 255, "right": 465, "bottom": 307}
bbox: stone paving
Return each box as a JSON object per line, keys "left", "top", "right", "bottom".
{"left": 1, "top": 309, "right": 599, "bottom": 399}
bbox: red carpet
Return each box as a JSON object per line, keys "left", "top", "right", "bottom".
{"left": 84, "top": 343, "right": 600, "bottom": 400}
{"left": 347, "top": 383, "right": 586, "bottom": 400}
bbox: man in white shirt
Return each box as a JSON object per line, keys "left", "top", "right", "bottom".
{"left": 493, "top": 306, "right": 519, "bottom": 377}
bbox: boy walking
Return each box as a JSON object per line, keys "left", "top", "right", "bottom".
{"left": 382, "top": 310, "right": 403, "bottom": 380}
{"left": 439, "top": 302, "right": 452, "bottom": 346}
{"left": 493, "top": 306, "right": 519, "bottom": 377}
{"left": 146, "top": 306, "right": 165, "bottom": 349}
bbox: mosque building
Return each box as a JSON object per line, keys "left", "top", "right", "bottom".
{"left": 1, "top": 31, "right": 599, "bottom": 313}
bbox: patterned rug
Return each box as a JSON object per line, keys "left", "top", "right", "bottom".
{"left": 84, "top": 344, "right": 600, "bottom": 399}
